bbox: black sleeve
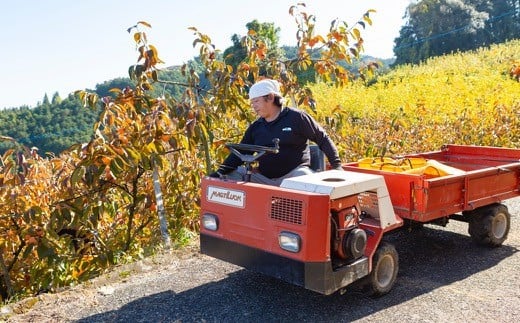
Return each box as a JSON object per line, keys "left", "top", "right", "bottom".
{"left": 299, "top": 111, "right": 342, "bottom": 168}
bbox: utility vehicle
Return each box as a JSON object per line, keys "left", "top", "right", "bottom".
{"left": 200, "top": 143, "right": 519, "bottom": 295}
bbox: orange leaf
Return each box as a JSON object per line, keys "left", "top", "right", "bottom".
{"left": 137, "top": 21, "right": 152, "bottom": 28}
{"left": 256, "top": 48, "right": 266, "bottom": 60}
{"left": 308, "top": 36, "right": 324, "bottom": 47}
{"left": 101, "top": 156, "right": 112, "bottom": 165}
{"left": 332, "top": 31, "right": 343, "bottom": 42}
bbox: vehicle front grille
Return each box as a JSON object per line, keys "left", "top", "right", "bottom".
{"left": 270, "top": 196, "right": 304, "bottom": 225}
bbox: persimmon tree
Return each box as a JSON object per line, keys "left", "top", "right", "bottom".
{"left": 0, "top": 143, "right": 87, "bottom": 299}
{"left": 1, "top": 3, "right": 376, "bottom": 301}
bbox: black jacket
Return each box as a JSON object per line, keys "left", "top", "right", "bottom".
{"left": 219, "top": 107, "right": 341, "bottom": 179}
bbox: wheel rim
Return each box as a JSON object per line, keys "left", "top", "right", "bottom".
{"left": 375, "top": 254, "right": 395, "bottom": 288}
{"left": 492, "top": 212, "right": 508, "bottom": 239}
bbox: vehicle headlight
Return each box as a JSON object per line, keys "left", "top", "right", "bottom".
{"left": 202, "top": 214, "right": 218, "bottom": 231}
{"left": 278, "top": 231, "right": 301, "bottom": 253}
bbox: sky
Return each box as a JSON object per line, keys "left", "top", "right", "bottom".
{"left": 0, "top": 0, "right": 412, "bottom": 109}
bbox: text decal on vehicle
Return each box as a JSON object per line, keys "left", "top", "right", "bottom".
{"left": 207, "top": 186, "right": 246, "bottom": 208}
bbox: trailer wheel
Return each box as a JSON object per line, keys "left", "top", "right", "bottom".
{"left": 366, "top": 242, "right": 399, "bottom": 297}
{"left": 468, "top": 203, "right": 510, "bottom": 247}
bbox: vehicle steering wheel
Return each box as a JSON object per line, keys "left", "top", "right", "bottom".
{"left": 225, "top": 138, "right": 280, "bottom": 181}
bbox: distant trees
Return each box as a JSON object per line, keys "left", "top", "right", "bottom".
{"left": 0, "top": 96, "right": 99, "bottom": 155}
{"left": 223, "top": 20, "right": 283, "bottom": 73}
{"left": 93, "top": 77, "right": 135, "bottom": 98}
{"left": 0, "top": 67, "right": 193, "bottom": 155}
{"left": 393, "top": 0, "right": 520, "bottom": 65}
{"left": 483, "top": 0, "right": 520, "bottom": 44}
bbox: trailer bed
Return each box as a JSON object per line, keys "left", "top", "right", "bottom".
{"left": 343, "top": 145, "right": 520, "bottom": 222}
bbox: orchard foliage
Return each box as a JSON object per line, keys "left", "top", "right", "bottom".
{"left": 312, "top": 39, "right": 520, "bottom": 160}
{"left": 0, "top": 4, "right": 376, "bottom": 301}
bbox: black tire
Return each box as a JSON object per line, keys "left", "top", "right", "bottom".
{"left": 366, "top": 242, "right": 399, "bottom": 297}
{"left": 468, "top": 203, "right": 510, "bottom": 247}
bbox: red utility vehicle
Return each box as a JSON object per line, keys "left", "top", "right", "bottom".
{"left": 200, "top": 144, "right": 519, "bottom": 296}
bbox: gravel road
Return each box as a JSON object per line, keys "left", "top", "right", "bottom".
{"left": 3, "top": 199, "right": 520, "bottom": 323}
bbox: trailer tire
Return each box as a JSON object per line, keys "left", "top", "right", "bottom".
{"left": 468, "top": 203, "right": 510, "bottom": 247}
{"left": 366, "top": 242, "right": 399, "bottom": 297}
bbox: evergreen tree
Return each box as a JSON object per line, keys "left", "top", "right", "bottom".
{"left": 42, "top": 93, "right": 50, "bottom": 105}
{"left": 393, "top": 0, "right": 520, "bottom": 65}
{"left": 51, "top": 92, "right": 62, "bottom": 105}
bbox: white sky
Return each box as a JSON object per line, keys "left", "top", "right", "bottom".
{"left": 0, "top": 0, "right": 412, "bottom": 109}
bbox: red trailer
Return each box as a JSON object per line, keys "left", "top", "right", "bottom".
{"left": 200, "top": 144, "right": 520, "bottom": 296}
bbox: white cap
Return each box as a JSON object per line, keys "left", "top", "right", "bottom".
{"left": 248, "top": 79, "right": 282, "bottom": 99}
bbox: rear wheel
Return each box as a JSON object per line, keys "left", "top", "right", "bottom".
{"left": 366, "top": 242, "right": 399, "bottom": 297}
{"left": 468, "top": 203, "right": 510, "bottom": 247}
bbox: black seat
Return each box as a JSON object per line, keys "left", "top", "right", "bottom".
{"left": 309, "top": 145, "right": 325, "bottom": 171}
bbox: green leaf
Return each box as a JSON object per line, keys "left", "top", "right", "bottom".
{"left": 110, "top": 157, "right": 124, "bottom": 176}
{"left": 129, "top": 65, "right": 136, "bottom": 79}
{"left": 37, "top": 241, "right": 56, "bottom": 259}
{"left": 71, "top": 166, "right": 86, "bottom": 185}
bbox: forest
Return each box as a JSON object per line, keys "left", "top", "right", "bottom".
{"left": 0, "top": 0, "right": 519, "bottom": 302}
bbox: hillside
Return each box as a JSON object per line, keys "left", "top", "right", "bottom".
{"left": 310, "top": 39, "right": 520, "bottom": 160}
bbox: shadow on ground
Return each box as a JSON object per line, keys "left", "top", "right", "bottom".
{"left": 78, "top": 226, "right": 518, "bottom": 322}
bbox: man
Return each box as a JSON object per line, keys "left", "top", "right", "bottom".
{"left": 210, "top": 79, "right": 342, "bottom": 186}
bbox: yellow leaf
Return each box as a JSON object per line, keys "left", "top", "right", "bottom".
{"left": 126, "top": 147, "right": 141, "bottom": 162}
{"left": 352, "top": 28, "right": 361, "bottom": 40}
{"left": 109, "top": 88, "right": 122, "bottom": 93}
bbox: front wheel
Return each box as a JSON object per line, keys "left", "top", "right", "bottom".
{"left": 468, "top": 203, "right": 510, "bottom": 247}
{"left": 365, "top": 242, "right": 399, "bottom": 297}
